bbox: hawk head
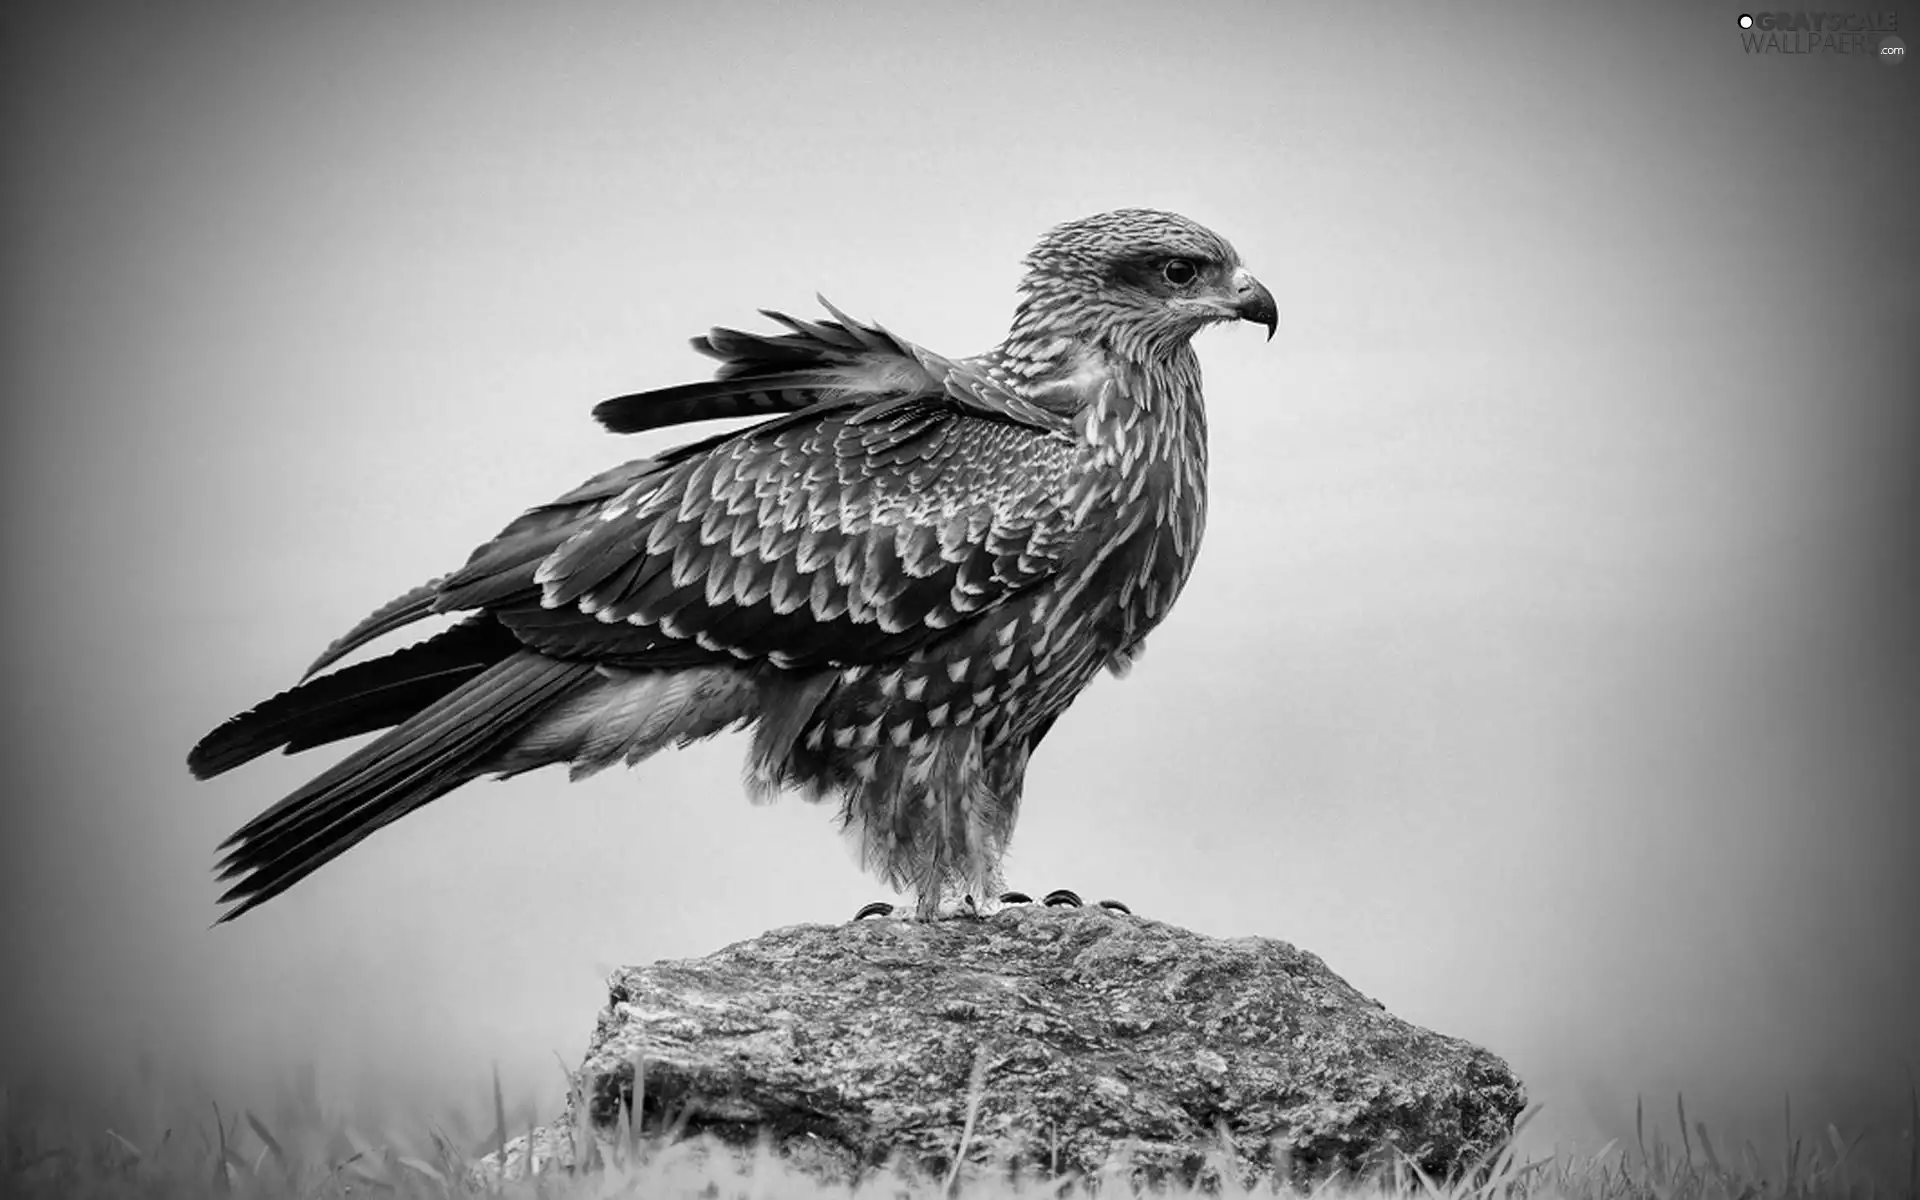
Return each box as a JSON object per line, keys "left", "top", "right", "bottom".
{"left": 1013, "top": 209, "right": 1277, "bottom": 356}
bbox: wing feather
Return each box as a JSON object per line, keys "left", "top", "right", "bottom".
{"left": 301, "top": 579, "right": 446, "bottom": 680}
{"left": 593, "top": 300, "right": 945, "bottom": 435}
{"left": 269, "top": 303, "right": 1097, "bottom": 685}
{"left": 520, "top": 401, "right": 1082, "bottom": 671}
{"left": 594, "top": 302, "right": 1071, "bottom": 437}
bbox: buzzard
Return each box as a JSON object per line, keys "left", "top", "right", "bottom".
{"left": 190, "top": 209, "right": 1277, "bottom": 921}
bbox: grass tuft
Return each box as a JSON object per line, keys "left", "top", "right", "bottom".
{"left": 1, "top": 1069, "right": 1912, "bottom": 1200}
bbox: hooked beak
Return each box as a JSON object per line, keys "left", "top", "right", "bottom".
{"left": 1231, "top": 268, "right": 1278, "bottom": 341}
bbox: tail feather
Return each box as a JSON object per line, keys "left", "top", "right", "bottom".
{"left": 213, "top": 652, "right": 593, "bottom": 922}
{"left": 190, "top": 619, "right": 517, "bottom": 780}
{"left": 301, "top": 578, "right": 446, "bottom": 680}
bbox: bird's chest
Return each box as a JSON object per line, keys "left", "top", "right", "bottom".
{"left": 1065, "top": 376, "right": 1210, "bottom": 653}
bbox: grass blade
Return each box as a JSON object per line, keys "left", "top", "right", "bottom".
{"left": 631, "top": 1050, "right": 646, "bottom": 1159}
{"left": 1678, "top": 1094, "right": 1694, "bottom": 1168}
{"left": 245, "top": 1110, "right": 287, "bottom": 1170}
{"left": 106, "top": 1129, "right": 143, "bottom": 1163}
{"left": 399, "top": 1153, "right": 448, "bottom": 1185}
{"left": 211, "top": 1101, "right": 235, "bottom": 1195}
{"left": 527, "top": 1113, "right": 539, "bottom": 1187}
{"left": 1638, "top": 1094, "right": 1649, "bottom": 1181}
{"left": 493, "top": 1062, "right": 510, "bottom": 1188}
{"left": 945, "top": 1048, "right": 990, "bottom": 1196}
{"left": 1697, "top": 1121, "right": 1725, "bottom": 1177}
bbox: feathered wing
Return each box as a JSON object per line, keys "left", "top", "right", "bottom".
{"left": 193, "top": 308, "right": 1100, "bottom": 921}
{"left": 511, "top": 400, "right": 1084, "bottom": 670}
{"left": 591, "top": 297, "right": 1073, "bottom": 436}
{"left": 299, "top": 303, "right": 1069, "bottom": 680}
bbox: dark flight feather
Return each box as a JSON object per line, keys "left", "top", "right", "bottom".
{"left": 190, "top": 619, "right": 517, "bottom": 779}
{"left": 212, "top": 653, "right": 592, "bottom": 921}
{"left": 301, "top": 578, "right": 445, "bottom": 680}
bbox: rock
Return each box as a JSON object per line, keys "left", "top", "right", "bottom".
{"left": 481, "top": 907, "right": 1525, "bottom": 1189}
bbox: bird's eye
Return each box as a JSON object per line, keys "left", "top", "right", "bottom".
{"left": 1161, "top": 259, "right": 1198, "bottom": 287}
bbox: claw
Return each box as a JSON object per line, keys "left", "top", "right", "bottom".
{"left": 998, "top": 890, "right": 1033, "bottom": 904}
{"left": 1097, "top": 899, "right": 1132, "bottom": 915}
{"left": 1042, "top": 888, "right": 1083, "bottom": 908}
{"left": 853, "top": 901, "right": 896, "bottom": 920}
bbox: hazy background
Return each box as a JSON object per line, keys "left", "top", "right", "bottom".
{"left": 3, "top": 0, "right": 1915, "bottom": 1170}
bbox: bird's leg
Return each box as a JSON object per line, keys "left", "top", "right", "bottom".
{"left": 849, "top": 891, "right": 982, "bottom": 922}
{"left": 915, "top": 886, "right": 986, "bottom": 920}
{"left": 914, "top": 886, "right": 944, "bottom": 920}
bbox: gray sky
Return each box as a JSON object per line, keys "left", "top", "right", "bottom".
{"left": 3, "top": 0, "right": 1915, "bottom": 1169}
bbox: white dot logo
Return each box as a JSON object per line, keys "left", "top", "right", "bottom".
{"left": 1738, "top": 13, "right": 1754, "bottom": 28}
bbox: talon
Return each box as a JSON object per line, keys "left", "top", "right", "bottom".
{"left": 998, "top": 891, "right": 1033, "bottom": 905}
{"left": 853, "top": 901, "right": 896, "bottom": 920}
{"left": 1042, "top": 888, "right": 1083, "bottom": 908}
{"left": 1097, "top": 899, "right": 1132, "bottom": 915}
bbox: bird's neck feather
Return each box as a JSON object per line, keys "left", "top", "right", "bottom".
{"left": 1074, "top": 349, "right": 1207, "bottom": 470}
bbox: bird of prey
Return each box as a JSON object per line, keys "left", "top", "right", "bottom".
{"left": 189, "top": 208, "right": 1277, "bottom": 922}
